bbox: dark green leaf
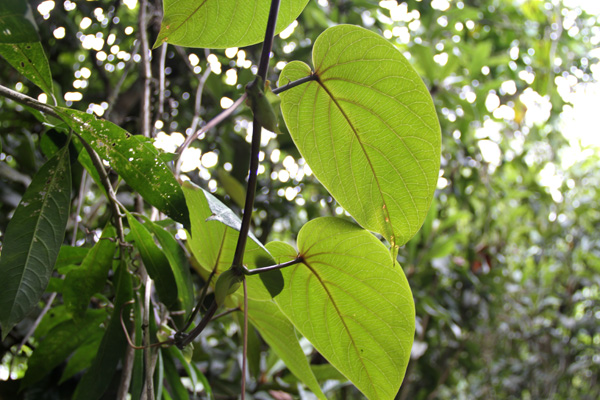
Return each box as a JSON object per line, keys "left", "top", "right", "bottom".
{"left": 73, "top": 259, "right": 133, "bottom": 400}
{"left": 0, "top": 146, "right": 71, "bottom": 338}
{"left": 0, "top": 42, "right": 54, "bottom": 96}
{"left": 54, "top": 108, "right": 190, "bottom": 228}
{"left": 22, "top": 309, "right": 107, "bottom": 387}
{"left": 126, "top": 211, "right": 179, "bottom": 310}
{"left": 59, "top": 329, "right": 104, "bottom": 384}
{"left": 63, "top": 225, "right": 117, "bottom": 319}
{"left": 0, "top": 1, "right": 39, "bottom": 43}
{"left": 138, "top": 216, "right": 194, "bottom": 318}
{"left": 278, "top": 25, "right": 441, "bottom": 247}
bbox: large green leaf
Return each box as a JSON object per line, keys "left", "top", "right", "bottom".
{"left": 278, "top": 25, "right": 441, "bottom": 247}
{"left": 55, "top": 108, "right": 190, "bottom": 228}
{"left": 154, "top": 0, "right": 309, "bottom": 49}
{"left": 0, "top": 42, "right": 54, "bottom": 96}
{"left": 63, "top": 225, "right": 117, "bottom": 320}
{"left": 182, "top": 181, "right": 274, "bottom": 300}
{"left": 21, "top": 310, "right": 107, "bottom": 387}
{"left": 0, "top": 1, "right": 38, "bottom": 43}
{"left": 0, "top": 146, "right": 71, "bottom": 338}
{"left": 273, "top": 217, "right": 415, "bottom": 400}
{"left": 248, "top": 295, "right": 326, "bottom": 399}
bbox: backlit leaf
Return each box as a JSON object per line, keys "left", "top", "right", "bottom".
{"left": 0, "top": 146, "right": 71, "bottom": 338}
{"left": 155, "top": 0, "right": 309, "bottom": 49}
{"left": 278, "top": 25, "right": 441, "bottom": 247}
{"left": 182, "top": 181, "right": 274, "bottom": 301}
{"left": 273, "top": 217, "right": 415, "bottom": 399}
{"left": 55, "top": 108, "right": 190, "bottom": 228}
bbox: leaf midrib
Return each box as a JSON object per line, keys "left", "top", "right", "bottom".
{"left": 315, "top": 78, "right": 396, "bottom": 244}
{"left": 10, "top": 149, "right": 67, "bottom": 319}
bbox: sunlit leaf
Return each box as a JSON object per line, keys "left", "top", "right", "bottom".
{"left": 0, "top": 1, "right": 39, "bottom": 43}
{"left": 0, "top": 42, "right": 54, "bottom": 96}
{"left": 182, "top": 181, "right": 274, "bottom": 301}
{"left": 154, "top": 0, "right": 309, "bottom": 49}
{"left": 273, "top": 217, "right": 415, "bottom": 399}
{"left": 63, "top": 225, "right": 117, "bottom": 320}
{"left": 278, "top": 25, "right": 441, "bottom": 247}
{"left": 0, "top": 146, "right": 71, "bottom": 338}
{"left": 55, "top": 108, "right": 190, "bottom": 228}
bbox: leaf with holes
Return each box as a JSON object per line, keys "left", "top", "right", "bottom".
{"left": 154, "top": 0, "right": 309, "bottom": 49}
{"left": 0, "top": 42, "right": 54, "bottom": 96}
{"left": 272, "top": 217, "right": 415, "bottom": 400}
{"left": 278, "top": 25, "right": 441, "bottom": 247}
{"left": 55, "top": 108, "right": 190, "bottom": 228}
{"left": 0, "top": 146, "right": 71, "bottom": 339}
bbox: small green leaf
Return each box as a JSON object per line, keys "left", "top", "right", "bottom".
{"left": 55, "top": 108, "right": 190, "bottom": 228}
{"left": 246, "top": 77, "right": 280, "bottom": 133}
{"left": 278, "top": 25, "right": 441, "bottom": 247}
{"left": 22, "top": 309, "right": 107, "bottom": 387}
{"left": 63, "top": 225, "right": 117, "bottom": 319}
{"left": 248, "top": 295, "right": 326, "bottom": 400}
{"left": 214, "top": 269, "right": 243, "bottom": 305}
{"left": 0, "top": 42, "right": 54, "bottom": 96}
{"left": 0, "top": 146, "right": 71, "bottom": 338}
{"left": 73, "top": 259, "right": 133, "bottom": 400}
{"left": 273, "top": 217, "right": 415, "bottom": 400}
{"left": 154, "top": 0, "right": 309, "bottom": 49}
{"left": 126, "top": 212, "right": 180, "bottom": 310}
{"left": 182, "top": 181, "right": 274, "bottom": 300}
{"left": 0, "top": 1, "right": 39, "bottom": 43}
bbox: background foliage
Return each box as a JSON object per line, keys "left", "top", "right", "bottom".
{"left": 1, "top": 0, "right": 599, "bottom": 399}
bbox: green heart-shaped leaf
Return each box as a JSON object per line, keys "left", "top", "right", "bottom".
{"left": 273, "top": 217, "right": 415, "bottom": 399}
{"left": 278, "top": 25, "right": 441, "bottom": 247}
{"left": 154, "top": 0, "right": 309, "bottom": 49}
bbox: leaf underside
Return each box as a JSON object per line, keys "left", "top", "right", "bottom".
{"left": 278, "top": 24, "right": 441, "bottom": 247}
{"left": 155, "top": 0, "right": 309, "bottom": 49}
{"left": 273, "top": 217, "right": 415, "bottom": 400}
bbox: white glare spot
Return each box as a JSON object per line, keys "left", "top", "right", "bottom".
{"left": 64, "top": 92, "right": 83, "bottom": 101}
{"left": 485, "top": 92, "right": 501, "bottom": 112}
{"left": 80, "top": 67, "right": 91, "bottom": 79}
{"left": 37, "top": 1, "right": 55, "bottom": 16}
{"left": 431, "top": 0, "right": 450, "bottom": 11}
{"left": 188, "top": 53, "right": 200, "bottom": 66}
{"left": 53, "top": 27, "right": 65, "bottom": 39}
{"left": 80, "top": 17, "right": 92, "bottom": 30}
{"left": 123, "top": 0, "right": 138, "bottom": 10}
{"left": 225, "top": 47, "right": 238, "bottom": 58}
{"left": 202, "top": 152, "right": 218, "bottom": 168}
{"left": 220, "top": 97, "right": 234, "bottom": 109}
{"left": 38, "top": 93, "right": 48, "bottom": 103}
{"left": 279, "top": 20, "right": 298, "bottom": 40}
{"left": 124, "top": 26, "right": 134, "bottom": 35}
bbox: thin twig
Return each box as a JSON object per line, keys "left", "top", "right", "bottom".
{"left": 271, "top": 74, "right": 318, "bottom": 95}
{"left": 138, "top": 0, "right": 152, "bottom": 138}
{"left": 142, "top": 274, "right": 155, "bottom": 400}
{"left": 157, "top": 43, "right": 168, "bottom": 118}
{"left": 174, "top": 93, "right": 247, "bottom": 176}
{"left": 18, "top": 293, "right": 57, "bottom": 352}
{"left": 0, "top": 84, "right": 60, "bottom": 118}
{"left": 117, "top": 340, "right": 136, "bottom": 400}
{"left": 242, "top": 257, "right": 303, "bottom": 275}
